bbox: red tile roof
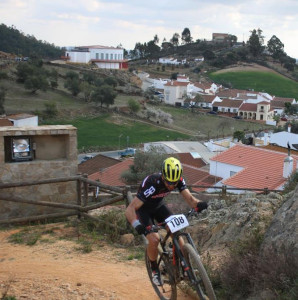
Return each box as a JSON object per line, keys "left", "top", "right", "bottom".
{"left": 0, "top": 119, "right": 13, "bottom": 126}
{"left": 78, "top": 154, "right": 121, "bottom": 176}
{"left": 201, "top": 95, "right": 217, "bottom": 103}
{"left": 89, "top": 159, "right": 134, "bottom": 186}
{"left": 176, "top": 153, "right": 207, "bottom": 168}
{"left": 210, "top": 144, "right": 298, "bottom": 190}
{"left": 213, "top": 99, "right": 243, "bottom": 108}
{"left": 239, "top": 103, "right": 258, "bottom": 112}
{"left": 272, "top": 96, "right": 296, "bottom": 102}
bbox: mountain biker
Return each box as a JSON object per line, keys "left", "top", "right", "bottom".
{"left": 125, "top": 157, "right": 208, "bottom": 286}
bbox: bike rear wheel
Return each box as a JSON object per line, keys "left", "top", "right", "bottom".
{"left": 183, "top": 243, "right": 217, "bottom": 300}
{"left": 145, "top": 247, "right": 177, "bottom": 300}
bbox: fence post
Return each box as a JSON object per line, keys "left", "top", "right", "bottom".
{"left": 222, "top": 185, "right": 227, "bottom": 196}
{"left": 264, "top": 187, "right": 269, "bottom": 195}
{"left": 124, "top": 186, "right": 131, "bottom": 231}
{"left": 83, "top": 173, "right": 88, "bottom": 207}
{"left": 76, "top": 176, "right": 82, "bottom": 219}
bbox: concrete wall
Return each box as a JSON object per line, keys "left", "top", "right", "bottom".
{"left": 0, "top": 125, "right": 78, "bottom": 220}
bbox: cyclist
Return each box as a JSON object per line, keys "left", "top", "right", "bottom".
{"left": 125, "top": 157, "right": 208, "bottom": 286}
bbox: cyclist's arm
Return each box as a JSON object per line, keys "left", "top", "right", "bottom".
{"left": 181, "top": 188, "right": 201, "bottom": 208}
{"left": 125, "top": 196, "right": 144, "bottom": 225}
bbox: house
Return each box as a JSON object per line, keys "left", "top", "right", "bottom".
{"left": 78, "top": 154, "right": 121, "bottom": 176}
{"left": 89, "top": 158, "right": 133, "bottom": 186}
{"left": 212, "top": 99, "right": 243, "bottom": 114}
{"left": 193, "top": 82, "right": 220, "bottom": 94}
{"left": 271, "top": 97, "right": 297, "bottom": 115}
{"left": 144, "top": 141, "right": 215, "bottom": 164}
{"left": 238, "top": 101, "right": 274, "bottom": 121}
{"left": 269, "top": 125, "right": 298, "bottom": 150}
{"left": 164, "top": 80, "right": 190, "bottom": 106}
{"left": 158, "top": 57, "right": 181, "bottom": 65}
{"left": 6, "top": 113, "right": 38, "bottom": 127}
{"left": 64, "top": 45, "right": 128, "bottom": 69}
{"left": 209, "top": 144, "right": 298, "bottom": 193}
{"left": 212, "top": 33, "right": 229, "bottom": 42}
{"left": 193, "top": 95, "right": 221, "bottom": 109}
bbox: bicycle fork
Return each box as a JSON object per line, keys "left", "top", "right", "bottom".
{"left": 172, "top": 233, "right": 199, "bottom": 286}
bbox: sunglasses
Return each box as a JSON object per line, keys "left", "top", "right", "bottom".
{"left": 165, "top": 180, "right": 178, "bottom": 186}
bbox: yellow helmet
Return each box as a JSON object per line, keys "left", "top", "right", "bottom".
{"left": 162, "top": 157, "right": 182, "bottom": 182}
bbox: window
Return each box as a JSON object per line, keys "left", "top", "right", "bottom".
{"left": 4, "top": 136, "right": 34, "bottom": 162}
{"left": 230, "top": 171, "right": 237, "bottom": 177}
{"left": 105, "top": 53, "right": 108, "bottom": 60}
{"left": 96, "top": 53, "right": 99, "bottom": 59}
{"left": 110, "top": 54, "right": 113, "bottom": 60}
{"left": 101, "top": 53, "right": 104, "bottom": 59}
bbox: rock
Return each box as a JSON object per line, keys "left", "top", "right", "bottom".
{"left": 261, "top": 185, "right": 298, "bottom": 259}
{"left": 120, "top": 233, "right": 134, "bottom": 246}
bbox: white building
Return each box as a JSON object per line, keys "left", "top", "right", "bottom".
{"left": 64, "top": 45, "right": 127, "bottom": 69}
{"left": 7, "top": 113, "right": 38, "bottom": 127}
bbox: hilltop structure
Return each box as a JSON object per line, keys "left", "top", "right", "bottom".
{"left": 63, "top": 45, "right": 128, "bottom": 69}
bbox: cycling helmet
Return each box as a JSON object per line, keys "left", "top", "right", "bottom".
{"left": 162, "top": 157, "right": 182, "bottom": 182}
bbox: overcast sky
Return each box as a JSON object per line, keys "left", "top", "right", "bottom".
{"left": 0, "top": 0, "right": 297, "bottom": 58}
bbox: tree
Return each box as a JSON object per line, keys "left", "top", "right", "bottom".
{"left": 153, "top": 34, "right": 159, "bottom": 45}
{"left": 128, "top": 98, "right": 140, "bottom": 114}
{"left": 43, "top": 102, "right": 58, "bottom": 119}
{"left": 80, "top": 82, "right": 93, "bottom": 102}
{"left": 267, "top": 35, "right": 284, "bottom": 59}
{"left": 64, "top": 77, "right": 81, "bottom": 96}
{"left": 48, "top": 69, "right": 58, "bottom": 89}
{"left": 24, "top": 75, "right": 48, "bottom": 93}
{"left": 248, "top": 28, "right": 264, "bottom": 57}
{"left": 170, "top": 33, "right": 180, "bottom": 47}
{"left": 203, "top": 50, "right": 215, "bottom": 60}
{"left": 104, "top": 77, "right": 118, "bottom": 87}
{"left": 91, "top": 84, "right": 117, "bottom": 108}
{"left": 120, "top": 146, "right": 168, "bottom": 184}
{"left": 181, "top": 28, "right": 192, "bottom": 44}
{"left": 285, "top": 102, "right": 297, "bottom": 115}
{"left": 233, "top": 130, "right": 245, "bottom": 142}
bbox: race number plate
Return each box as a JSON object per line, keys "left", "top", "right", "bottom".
{"left": 165, "top": 214, "right": 189, "bottom": 233}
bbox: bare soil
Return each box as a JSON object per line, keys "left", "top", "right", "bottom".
{"left": 0, "top": 226, "right": 195, "bottom": 300}
{"left": 213, "top": 63, "right": 278, "bottom": 74}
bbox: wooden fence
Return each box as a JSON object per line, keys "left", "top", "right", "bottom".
{"left": 0, "top": 175, "right": 281, "bottom": 225}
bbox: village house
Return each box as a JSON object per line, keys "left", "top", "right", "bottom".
{"left": 164, "top": 80, "right": 190, "bottom": 106}
{"left": 64, "top": 45, "right": 128, "bottom": 69}
{"left": 0, "top": 113, "right": 38, "bottom": 127}
{"left": 238, "top": 101, "right": 274, "bottom": 121}
{"left": 212, "top": 99, "right": 243, "bottom": 114}
{"left": 209, "top": 144, "right": 298, "bottom": 193}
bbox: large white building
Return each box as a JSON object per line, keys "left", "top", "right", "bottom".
{"left": 64, "top": 45, "right": 128, "bottom": 69}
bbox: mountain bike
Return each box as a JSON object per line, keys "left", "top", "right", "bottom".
{"left": 144, "top": 209, "right": 216, "bottom": 300}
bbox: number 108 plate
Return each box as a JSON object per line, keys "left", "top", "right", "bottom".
{"left": 165, "top": 214, "right": 189, "bottom": 233}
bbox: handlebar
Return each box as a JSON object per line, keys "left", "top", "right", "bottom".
{"left": 144, "top": 208, "right": 198, "bottom": 235}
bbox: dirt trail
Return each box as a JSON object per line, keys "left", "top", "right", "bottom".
{"left": 0, "top": 228, "right": 194, "bottom": 300}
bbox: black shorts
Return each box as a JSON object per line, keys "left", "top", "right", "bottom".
{"left": 136, "top": 204, "right": 172, "bottom": 228}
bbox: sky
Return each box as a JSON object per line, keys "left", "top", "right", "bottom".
{"left": 0, "top": 0, "right": 298, "bottom": 58}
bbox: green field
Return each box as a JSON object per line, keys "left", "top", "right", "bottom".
{"left": 45, "top": 114, "right": 191, "bottom": 151}
{"left": 209, "top": 71, "right": 298, "bottom": 98}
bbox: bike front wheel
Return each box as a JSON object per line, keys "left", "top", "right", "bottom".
{"left": 145, "top": 247, "right": 177, "bottom": 300}
{"left": 183, "top": 243, "right": 217, "bottom": 300}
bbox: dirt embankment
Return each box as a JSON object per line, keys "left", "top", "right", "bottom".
{"left": 0, "top": 227, "right": 194, "bottom": 300}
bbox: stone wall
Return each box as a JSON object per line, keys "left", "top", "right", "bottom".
{"left": 0, "top": 125, "right": 78, "bottom": 219}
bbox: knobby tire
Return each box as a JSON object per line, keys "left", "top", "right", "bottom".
{"left": 183, "top": 243, "right": 217, "bottom": 300}
{"left": 145, "top": 247, "right": 177, "bottom": 300}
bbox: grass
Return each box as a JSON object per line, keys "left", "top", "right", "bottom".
{"left": 45, "top": 114, "right": 191, "bottom": 151}
{"left": 209, "top": 71, "right": 298, "bottom": 98}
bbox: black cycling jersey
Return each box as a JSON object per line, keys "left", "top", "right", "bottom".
{"left": 136, "top": 172, "right": 187, "bottom": 211}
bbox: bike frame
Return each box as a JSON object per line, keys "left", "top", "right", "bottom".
{"left": 157, "top": 225, "right": 200, "bottom": 285}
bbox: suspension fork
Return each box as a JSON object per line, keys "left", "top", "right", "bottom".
{"left": 172, "top": 232, "right": 198, "bottom": 281}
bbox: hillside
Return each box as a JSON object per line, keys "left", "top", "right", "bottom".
{"left": 0, "top": 23, "right": 64, "bottom": 59}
